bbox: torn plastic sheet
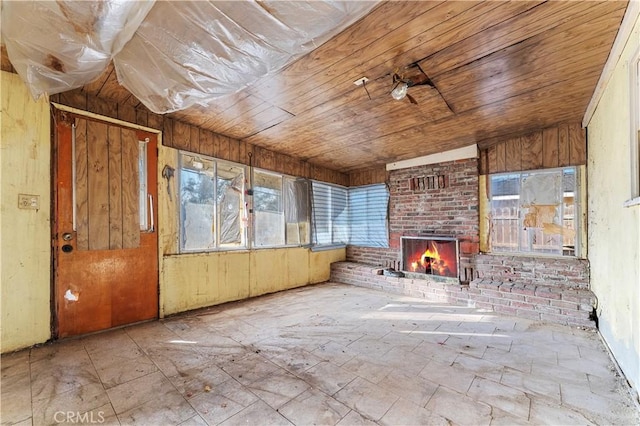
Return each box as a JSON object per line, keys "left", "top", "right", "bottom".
{"left": 284, "top": 178, "right": 310, "bottom": 244}
{"left": 2, "top": 0, "right": 378, "bottom": 113}
{"left": 114, "top": 1, "right": 378, "bottom": 113}
{"left": 1, "top": 0, "right": 155, "bottom": 98}
{"left": 219, "top": 174, "right": 244, "bottom": 245}
{"left": 521, "top": 172, "right": 562, "bottom": 206}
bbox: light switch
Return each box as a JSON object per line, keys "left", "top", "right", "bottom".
{"left": 18, "top": 194, "right": 40, "bottom": 210}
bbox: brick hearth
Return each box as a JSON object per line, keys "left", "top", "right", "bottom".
{"left": 331, "top": 262, "right": 596, "bottom": 328}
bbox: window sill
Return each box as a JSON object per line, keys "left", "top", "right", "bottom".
{"left": 623, "top": 197, "right": 640, "bottom": 207}
{"left": 481, "top": 252, "right": 585, "bottom": 260}
{"left": 311, "top": 244, "right": 346, "bottom": 252}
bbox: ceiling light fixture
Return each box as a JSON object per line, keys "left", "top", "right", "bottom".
{"left": 391, "top": 82, "right": 408, "bottom": 100}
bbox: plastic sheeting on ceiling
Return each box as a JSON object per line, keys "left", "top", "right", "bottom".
{"left": 1, "top": 0, "right": 378, "bottom": 114}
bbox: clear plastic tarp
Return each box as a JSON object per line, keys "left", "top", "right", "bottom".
{"left": 1, "top": 0, "right": 378, "bottom": 113}
{"left": 1, "top": 0, "right": 155, "bottom": 98}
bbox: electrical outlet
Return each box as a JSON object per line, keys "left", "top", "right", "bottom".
{"left": 18, "top": 194, "right": 39, "bottom": 210}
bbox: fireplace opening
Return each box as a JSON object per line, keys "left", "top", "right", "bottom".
{"left": 401, "top": 236, "right": 459, "bottom": 279}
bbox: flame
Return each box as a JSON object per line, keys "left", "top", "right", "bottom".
{"left": 421, "top": 244, "right": 440, "bottom": 261}
{"left": 407, "top": 242, "right": 453, "bottom": 277}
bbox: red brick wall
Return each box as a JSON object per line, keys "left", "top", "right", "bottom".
{"left": 347, "top": 158, "right": 480, "bottom": 282}
{"left": 331, "top": 262, "right": 595, "bottom": 328}
{"left": 474, "top": 253, "right": 589, "bottom": 289}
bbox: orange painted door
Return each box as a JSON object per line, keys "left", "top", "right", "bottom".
{"left": 54, "top": 111, "right": 158, "bottom": 338}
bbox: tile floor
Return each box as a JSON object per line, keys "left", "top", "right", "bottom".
{"left": 1, "top": 282, "right": 639, "bottom": 425}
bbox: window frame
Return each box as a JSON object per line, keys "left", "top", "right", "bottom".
{"left": 178, "top": 151, "right": 247, "bottom": 253}
{"left": 627, "top": 44, "right": 640, "bottom": 207}
{"left": 311, "top": 181, "right": 349, "bottom": 249}
{"left": 250, "top": 167, "right": 311, "bottom": 249}
{"left": 488, "top": 166, "right": 581, "bottom": 258}
{"left": 348, "top": 183, "right": 389, "bottom": 248}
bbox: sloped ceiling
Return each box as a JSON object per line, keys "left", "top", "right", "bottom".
{"left": 1, "top": 1, "right": 628, "bottom": 172}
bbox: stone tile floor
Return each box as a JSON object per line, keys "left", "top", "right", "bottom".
{"left": 2, "top": 283, "right": 639, "bottom": 425}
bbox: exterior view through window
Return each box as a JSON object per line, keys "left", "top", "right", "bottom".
{"left": 490, "top": 167, "right": 578, "bottom": 256}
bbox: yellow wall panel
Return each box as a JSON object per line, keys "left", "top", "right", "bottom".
{"left": 250, "top": 249, "right": 287, "bottom": 296}
{"left": 219, "top": 251, "right": 251, "bottom": 301}
{"left": 285, "top": 247, "right": 310, "bottom": 289}
{"left": 586, "top": 10, "right": 640, "bottom": 393}
{"left": 1, "top": 71, "right": 51, "bottom": 352}
{"left": 309, "top": 248, "right": 346, "bottom": 283}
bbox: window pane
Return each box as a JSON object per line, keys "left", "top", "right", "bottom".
{"left": 311, "top": 182, "right": 348, "bottom": 246}
{"left": 285, "top": 178, "right": 310, "bottom": 245}
{"left": 217, "top": 162, "right": 245, "bottom": 247}
{"left": 490, "top": 168, "right": 578, "bottom": 256}
{"left": 311, "top": 183, "right": 332, "bottom": 245}
{"left": 254, "top": 170, "right": 284, "bottom": 247}
{"left": 349, "top": 184, "right": 389, "bottom": 248}
{"left": 331, "top": 186, "right": 349, "bottom": 244}
{"left": 138, "top": 141, "right": 148, "bottom": 230}
{"left": 490, "top": 174, "right": 520, "bottom": 252}
{"left": 180, "top": 154, "right": 215, "bottom": 251}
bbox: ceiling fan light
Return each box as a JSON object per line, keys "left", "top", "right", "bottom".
{"left": 391, "top": 82, "right": 408, "bottom": 100}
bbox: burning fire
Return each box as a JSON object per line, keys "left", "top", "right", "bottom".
{"left": 409, "top": 242, "right": 452, "bottom": 276}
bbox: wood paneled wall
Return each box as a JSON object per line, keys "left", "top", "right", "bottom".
{"left": 479, "top": 122, "right": 586, "bottom": 175}
{"left": 348, "top": 166, "right": 388, "bottom": 187}
{"left": 51, "top": 89, "right": 349, "bottom": 186}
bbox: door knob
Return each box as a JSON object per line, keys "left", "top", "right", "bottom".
{"left": 62, "top": 233, "right": 73, "bottom": 241}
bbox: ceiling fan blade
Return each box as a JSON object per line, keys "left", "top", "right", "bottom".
{"left": 406, "top": 93, "right": 418, "bottom": 105}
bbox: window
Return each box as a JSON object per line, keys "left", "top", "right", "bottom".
{"left": 252, "top": 170, "right": 311, "bottom": 247}
{"left": 179, "top": 153, "right": 246, "bottom": 252}
{"left": 284, "top": 178, "right": 311, "bottom": 245}
{"left": 311, "top": 182, "right": 348, "bottom": 246}
{"left": 253, "top": 170, "right": 284, "bottom": 247}
{"left": 348, "top": 184, "right": 389, "bottom": 247}
{"left": 490, "top": 167, "right": 579, "bottom": 256}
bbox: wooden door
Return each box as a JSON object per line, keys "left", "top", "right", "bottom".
{"left": 53, "top": 111, "right": 158, "bottom": 338}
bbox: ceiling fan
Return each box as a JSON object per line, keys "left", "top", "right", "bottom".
{"left": 390, "top": 64, "right": 434, "bottom": 105}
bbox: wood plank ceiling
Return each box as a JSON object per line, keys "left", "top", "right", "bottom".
{"left": 1, "top": 1, "right": 627, "bottom": 173}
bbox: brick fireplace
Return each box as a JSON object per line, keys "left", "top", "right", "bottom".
{"left": 401, "top": 236, "right": 459, "bottom": 279}
{"left": 336, "top": 156, "right": 595, "bottom": 328}
{"left": 347, "top": 158, "right": 479, "bottom": 282}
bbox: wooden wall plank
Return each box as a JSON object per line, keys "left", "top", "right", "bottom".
{"left": 487, "top": 145, "right": 498, "bottom": 173}
{"left": 521, "top": 132, "right": 543, "bottom": 170}
{"left": 199, "top": 130, "right": 215, "bottom": 157}
{"left": 86, "top": 120, "right": 110, "bottom": 250}
{"left": 495, "top": 143, "right": 506, "bottom": 173}
{"left": 558, "top": 123, "right": 571, "bottom": 167}
{"left": 121, "top": 128, "right": 140, "bottom": 249}
{"left": 163, "top": 118, "right": 174, "bottom": 148}
{"left": 189, "top": 125, "right": 200, "bottom": 153}
{"left": 75, "top": 118, "right": 89, "bottom": 250}
{"left": 478, "top": 149, "right": 488, "bottom": 175}
{"left": 505, "top": 136, "right": 522, "bottom": 172}
{"left": 88, "top": 95, "right": 117, "bottom": 119}
{"left": 172, "top": 120, "right": 191, "bottom": 151}
{"left": 135, "top": 109, "right": 148, "bottom": 128}
{"left": 107, "top": 126, "right": 123, "bottom": 249}
{"left": 238, "top": 140, "right": 248, "bottom": 165}
{"left": 147, "top": 113, "right": 163, "bottom": 131}
{"left": 229, "top": 138, "right": 240, "bottom": 163}
{"left": 542, "top": 127, "right": 559, "bottom": 168}
{"left": 569, "top": 122, "right": 587, "bottom": 165}
{"left": 217, "top": 134, "right": 230, "bottom": 160}
{"left": 349, "top": 166, "right": 387, "bottom": 186}
{"left": 60, "top": 89, "right": 87, "bottom": 111}
{"left": 118, "top": 104, "right": 137, "bottom": 124}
